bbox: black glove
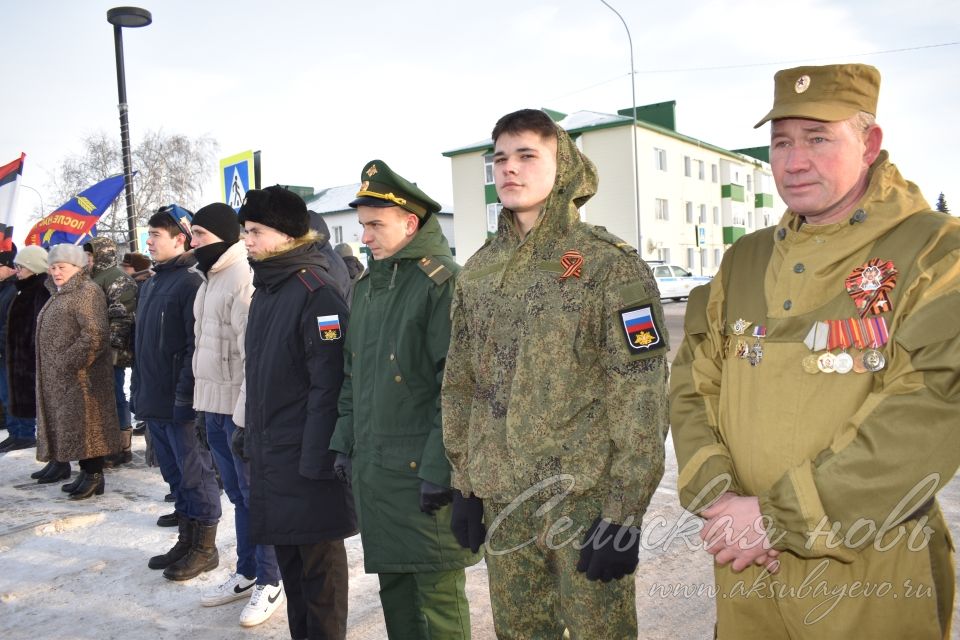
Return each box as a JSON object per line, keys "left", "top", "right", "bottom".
{"left": 576, "top": 516, "right": 641, "bottom": 582}
{"left": 333, "top": 453, "right": 352, "bottom": 487}
{"left": 419, "top": 480, "right": 454, "bottom": 515}
{"left": 451, "top": 492, "right": 485, "bottom": 553}
{"left": 231, "top": 426, "right": 248, "bottom": 461}
{"left": 172, "top": 404, "right": 196, "bottom": 424}
{"left": 194, "top": 412, "right": 208, "bottom": 448}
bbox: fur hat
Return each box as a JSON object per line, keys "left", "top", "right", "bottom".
{"left": 121, "top": 252, "right": 152, "bottom": 272}
{"left": 14, "top": 245, "right": 48, "bottom": 275}
{"left": 192, "top": 202, "right": 242, "bottom": 245}
{"left": 238, "top": 186, "right": 309, "bottom": 238}
{"left": 48, "top": 243, "right": 88, "bottom": 268}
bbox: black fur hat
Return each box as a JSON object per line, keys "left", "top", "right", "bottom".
{"left": 238, "top": 186, "right": 309, "bottom": 238}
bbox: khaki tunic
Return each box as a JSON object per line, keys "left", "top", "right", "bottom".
{"left": 671, "top": 153, "right": 958, "bottom": 639}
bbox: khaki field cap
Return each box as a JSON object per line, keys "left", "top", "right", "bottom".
{"left": 754, "top": 63, "right": 881, "bottom": 128}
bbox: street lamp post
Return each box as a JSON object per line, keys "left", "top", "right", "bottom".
{"left": 599, "top": 1, "right": 643, "bottom": 257}
{"left": 107, "top": 6, "right": 152, "bottom": 252}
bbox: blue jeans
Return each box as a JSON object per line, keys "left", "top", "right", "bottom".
{"left": 147, "top": 419, "right": 221, "bottom": 524}
{"left": 113, "top": 367, "right": 131, "bottom": 429}
{"left": 0, "top": 362, "right": 36, "bottom": 441}
{"left": 206, "top": 412, "right": 280, "bottom": 585}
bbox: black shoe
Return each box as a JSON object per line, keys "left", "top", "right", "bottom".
{"left": 163, "top": 521, "right": 219, "bottom": 581}
{"left": 132, "top": 422, "right": 146, "bottom": 436}
{"left": 164, "top": 493, "right": 175, "bottom": 503}
{"left": 0, "top": 437, "right": 36, "bottom": 453}
{"left": 37, "top": 461, "right": 71, "bottom": 484}
{"left": 149, "top": 516, "right": 193, "bottom": 570}
{"left": 157, "top": 511, "right": 179, "bottom": 527}
{"left": 62, "top": 471, "right": 87, "bottom": 493}
{"left": 68, "top": 472, "right": 104, "bottom": 500}
{"left": 31, "top": 461, "right": 56, "bottom": 480}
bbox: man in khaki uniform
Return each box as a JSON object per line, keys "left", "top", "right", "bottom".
{"left": 671, "top": 63, "right": 958, "bottom": 639}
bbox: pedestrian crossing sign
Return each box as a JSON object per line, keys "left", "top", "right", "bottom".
{"left": 220, "top": 150, "right": 260, "bottom": 212}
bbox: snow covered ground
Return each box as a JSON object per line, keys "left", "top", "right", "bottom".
{"left": 1, "top": 435, "right": 958, "bottom": 639}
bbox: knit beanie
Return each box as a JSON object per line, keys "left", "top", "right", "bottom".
{"left": 121, "top": 252, "right": 152, "bottom": 272}
{"left": 192, "top": 202, "right": 242, "bottom": 245}
{"left": 48, "top": 243, "right": 88, "bottom": 268}
{"left": 14, "top": 245, "right": 48, "bottom": 274}
{"left": 238, "top": 186, "right": 309, "bottom": 238}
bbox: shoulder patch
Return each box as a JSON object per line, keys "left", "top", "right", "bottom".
{"left": 297, "top": 267, "right": 327, "bottom": 292}
{"left": 619, "top": 303, "right": 666, "bottom": 354}
{"left": 588, "top": 225, "right": 637, "bottom": 255}
{"left": 317, "top": 314, "right": 343, "bottom": 341}
{"left": 417, "top": 257, "right": 453, "bottom": 286}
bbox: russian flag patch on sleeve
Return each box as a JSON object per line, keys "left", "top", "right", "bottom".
{"left": 619, "top": 303, "right": 664, "bottom": 354}
{"left": 317, "top": 314, "right": 342, "bottom": 341}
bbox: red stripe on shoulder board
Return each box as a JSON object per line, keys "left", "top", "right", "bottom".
{"left": 296, "top": 268, "right": 327, "bottom": 292}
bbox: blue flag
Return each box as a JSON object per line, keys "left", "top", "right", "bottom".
{"left": 25, "top": 174, "right": 127, "bottom": 248}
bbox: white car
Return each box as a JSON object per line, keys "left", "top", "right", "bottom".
{"left": 647, "top": 262, "right": 712, "bottom": 301}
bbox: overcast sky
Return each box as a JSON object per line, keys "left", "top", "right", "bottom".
{"left": 2, "top": 0, "right": 957, "bottom": 244}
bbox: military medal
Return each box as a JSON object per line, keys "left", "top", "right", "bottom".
{"left": 851, "top": 349, "right": 867, "bottom": 373}
{"left": 730, "top": 318, "right": 752, "bottom": 360}
{"left": 731, "top": 318, "right": 752, "bottom": 335}
{"left": 817, "top": 352, "right": 836, "bottom": 373}
{"left": 748, "top": 325, "right": 766, "bottom": 366}
{"left": 845, "top": 259, "right": 897, "bottom": 318}
{"left": 862, "top": 316, "right": 889, "bottom": 372}
{"left": 832, "top": 320, "right": 853, "bottom": 374}
{"left": 802, "top": 354, "right": 820, "bottom": 374}
{"left": 735, "top": 339, "right": 749, "bottom": 359}
{"left": 834, "top": 352, "right": 854, "bottom": 374}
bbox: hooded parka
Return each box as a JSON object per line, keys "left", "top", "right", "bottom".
{"left": 35, "top": 270, "right": 120, "bottom": 462}
{"left": 331, "top": 215, "right": 480, "bottom": 573}
{"left": 245, "top": 235, "right": 357, "bottom": 545}
{"left": 86, "top": 237, "right": 137, "bottom": 367}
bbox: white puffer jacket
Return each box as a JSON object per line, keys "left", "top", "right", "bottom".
{"left": 191, "top": 241, "right": 253, "bottom": 424}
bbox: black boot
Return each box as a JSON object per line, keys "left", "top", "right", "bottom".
{"left": 148, "top": 516, "right": 193, "bottom": 570}
{"left": 31, "top": 461, "right": 55, "bottom": 480}
{"left": 103, "top": 430, "right": 133, "bottom": 468}
{"left": 156, "top": 511, "right": 179, "bottom": 527}
{"left": 37, "top": 461, "right": 72, "bottom": 484}
{"left": 68, "top": 472, "right": 104, "bottom": 499}
{"left": 163, "top": 521, "right": 219, "bottom": 581}
{"left": 62, "top": 470, "right": 87, "bottom": 493}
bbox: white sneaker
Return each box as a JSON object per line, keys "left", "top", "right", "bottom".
{"left": 239, "top": 582, "right": 285, "bottom": 627}
{"left": 200, "top": 573, "right": 256, "bottom": 607}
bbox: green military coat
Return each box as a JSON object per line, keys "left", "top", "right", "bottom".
{"left": 331, "top": 215, "right": 481, "bottom": 573}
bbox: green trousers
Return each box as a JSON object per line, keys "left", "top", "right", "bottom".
{"left": 378, "top": 569, "right": 471, "bottom": 639}
{"left": 483, "top": 485, "right": 638, "bottom": 640}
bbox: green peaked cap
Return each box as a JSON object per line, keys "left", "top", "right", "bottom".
{"left": 349, "top": 159, "right": 442, "bottom": 218}
{"left": 755, "top": 63, "right": 880, "bottom": 128}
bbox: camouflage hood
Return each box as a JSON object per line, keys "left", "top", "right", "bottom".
{"left": 496, "top": 123, "right": 598, "bottom": 243}
{"left": 85, "top": 236, "right": 118, "bottom": 275}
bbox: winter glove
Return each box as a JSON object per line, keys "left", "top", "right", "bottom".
{"left": 576, "top": 516, "right": 641, "bottom": 582}
{"left": 451, "top": 492, "right": 485, "bottom": 553}
{"left": 419, "top": 480, "right": 454, "bottom": 515}
{"left": 172, "top": 404, "right": 196, "bottom": 424}
{"left": 231, "top": 426, "right": 248, "bottom": 461}
{"left": 333, "top": 453, "right": 352, "bottom": 487}
{"left": 194, "top": 412, "right": 208, "bottom": 448}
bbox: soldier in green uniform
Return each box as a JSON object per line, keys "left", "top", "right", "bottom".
{"left": 442, "top": 109, "right": 669, "bottom": 639}
{"left": 330, "top": 160, "right": 481, "bottom": 639}
{"left": 671, "top": 63, "right": 958, "bottom": 639}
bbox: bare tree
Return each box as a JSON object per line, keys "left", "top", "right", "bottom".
{"left": 45, "top": 130, "right": 218, "bottom": 245}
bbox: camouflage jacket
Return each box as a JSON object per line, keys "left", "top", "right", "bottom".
{"left": 86, "top": 237, "right": 137, "bottom": 367}
{"left": 441, "top": 125, "right": 669, "bottom": 523}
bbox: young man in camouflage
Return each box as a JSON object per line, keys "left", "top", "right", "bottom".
{"left": 671, "top": 64, "right": 959, "bottom": 639}
{"left": 442, "top": 109, "right": 669, "bottom": 638}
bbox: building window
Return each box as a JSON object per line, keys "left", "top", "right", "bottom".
{"left": 699, "top": 204, "right": 707, "bottom": 224}
{"left": 713, "top": 206, "right": 720, "bottom": 225}
{"left": 486, "top": 203, "right": 502, "bottom": 233}
{"left": 483, "top": 154, "right": 495, "bottom": 184}
{"left": 684, "top": 156, "right": 692, "bottom": 177}
{"left": 748, "top": 211, "right": 754, "bottom": 228}
{"left": 763, "top": 213, "right": 771, "bottom": 227}
{"left": 701, "top": 249, "right": 708, "bottom": 269}
{"left": 685, "top": 201, "right": 694, "bottom": 223}
{"left": 659, "top": 247, "right": 671, "bottom": 263}
{"left": 746, "top": 175, "right": 753, "bottom": 192}
{"left": 655, "top": 198, "right": 669, "bottom": 221}
{"left": 687, "top": 248, "right": 696, "bottom": 269}
{"left": 332, "top": 225, "right": 343, "bottom": 244}
{"left": 654, "top": 148, "right": 667, "bottom": 171}
{"left": 711, "top": 164, "right": 718, "bottom": 183}
{"left": 698, "top": 160, "right": 705, "bottom": 180}
{"left": 714, "top": 248, "right": 722, "bottom": 266}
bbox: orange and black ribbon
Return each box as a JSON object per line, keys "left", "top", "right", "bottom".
{"left": 559, "top": 250, "right": 584, "bottom": 280}
{"left": 844, "top": 258, "right": 897, "bottom": 318}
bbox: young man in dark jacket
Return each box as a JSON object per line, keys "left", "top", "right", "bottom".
{"left": 133, "top": 206, "right": 222, "bottom": 581}
{"left": 331, "top": 160, "right": 479, "bottom": 638}
{"left": 238, "top": 186, "right": 357, "bottom": 640}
